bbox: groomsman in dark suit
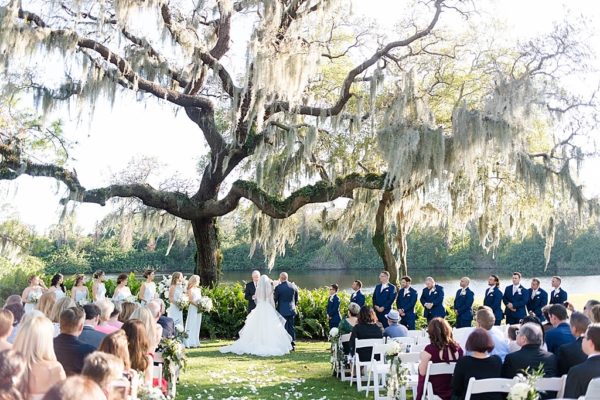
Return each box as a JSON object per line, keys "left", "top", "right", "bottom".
{"left": 244, "top": 270, "right": 260, "bottom": 313}
{"left": 397, "top": 276, "right": 418, "bottom": 330}
{"left": 327, "top": 284, "right": 341, "bottom": 329}
{"left": 549, "top": 276, "right": 568, "bottom": 305}
{"left": 564, "top": 324, "right": 600, "bottom": 399}
{"left": 503, "top": 272, "right": 529, "bottom": 324}
{"left": 350, "top": 280, "right": 365, "bottom": 307}
{"left": 527, "top": 278, "right": 548, "bottom": 321}
{"left": 484, "top": 274, "right": 504, "bottom": 325}
{"left": 420, "top": 277, "right": 446, "bottom": 322}
{"left": 372, "top": 271, "right": 396, "bottom": 328}
{"left": 453, "top": 277, "right": 474, "bottom": 328}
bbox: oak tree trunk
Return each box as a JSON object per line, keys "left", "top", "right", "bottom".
{"left": 191, "top": 218, "right": 221, "bottom": 287}
{"left": 372, "top": 191, "right": 400, "bottom": 284}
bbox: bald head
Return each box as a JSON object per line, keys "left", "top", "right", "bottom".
{"left": 252, "top": 270, "right": 260, "bottom": 283}
{"left": 147, "top": 301, "right": 161, "bottom": 321}
{"left": 279, "top": 272, "right": 288, "bottom": 281}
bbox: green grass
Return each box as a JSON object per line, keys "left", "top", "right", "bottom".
{"left": 177, "top": 340, "right": 363, "bottom": 400}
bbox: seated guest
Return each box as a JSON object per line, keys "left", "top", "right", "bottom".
{"left": 349, "top": 306, "right": 384, "bottom": 362}
{"left": 82, "top": 352, "right": 129, "bottom": 400}
{"left": 130, "top": 307, "right": 160, "bottom": 352}
{"left": 545, "top": 304, "right": 574, "bottom": 354}
{"left": 417, "top": 318, "right": 464, "bottom": 400}
{"left": 0, "top": 349, "right": 25, "bottom": 400}
{"left": 502, "top": 323, "right": 557, "bottom": 378}
{"left": 154, "top": 299, "right": 175, "bottom": 339}
{"left": 36, "top": 292, "right": 57, "bottom": 318}
{"left": 118, "top": 302, "right": 139, "bottom": 323}
{"left": 592, "top": 304, "right": 600, "bottom": 324}
{"left": 0, "top": 309, "right": 14, "bottom": 351}
{"left": 3, "top": 302, "right": 23, "bottom": 344}
{"left": 3, "top": 295, "right": 22, "bottom": 307}
{"left": 475, "top": 307, "right": 509, "bottom": 362}
{"left": 326, "top": 284, "right": 341, "bottom": 329}
{"left": 13, "top": 314, "right": 66, "bottom": 399}
{"left": 79, "top": 304, "right": 107, "bottom": 349}
{"left": 96, "top": 300, "right": 118, "bottom": 334}
{"left": 99, "top": 330, "right": 132, "bottom": 374}
{"left": 508, "top": 315, "right": 547, "bottom": 353}
{"left": 451, "top": 328, "right": 503, "bottom": 400}
{"left": 383, "top": 310, "right": 408, "bottom": 338}
{"left": 558, "top": 311, "right": 591, "bottom": 375}
{"left": 146, "top": 301, "right": 164, "bottom": 342}
{"left": 582, "top": 299, "right": 600, "bottom": 320}
{"left": 565, "top": 323, "right": 600, "bottom": 398}
{"left": 49, "top": 297, "right": 76, "bottom": 337}
{"left": 107, "top": 302, "right": 123, "bottom": 329}
{"left": 122, "top": 320, "right": 154, "bottom": 386}
{"left": 541, "top": 305, "right": 553, "bottom": 333}
{"left": 54, "top": 307, "right": 96, "bottom": 376}
{"left": 41, "top": 376, "right": 106, "bottom": 400}
{"left": 338, "top": 302, "right": 360, "bottom": 354}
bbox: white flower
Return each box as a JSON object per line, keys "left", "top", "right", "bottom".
{"left": 508, "top": 382, "right": 532, "bottom": 400}
{"left": 385, "top": 340, "right": 404, "bottom": 356}
{"left": 199, "top": 296, "right": 213, "bottom": 313}
{"left": 29, "top": 291, "right": 41, "bottom": 304}
{"left": 76, "top": 299, "right": 88, "bottom": 306}
{"left": 329, "top": 328, "right": 339, "bottom": 338}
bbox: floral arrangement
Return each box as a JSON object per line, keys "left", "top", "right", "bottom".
{"left": 197, "top": 296, "right": 213, "bottom": 313}
{"left": 76, "top": 299, "right": 88, "bottom": 306}
{"left": 29, "top": 291, "right": 42, "bottom": 304}
{"left": 125, "top": 295, "right": 138, "bottom": 304}
{"left": 384, "top": 341, "right": 410, "bottom": 400}
{"left": 174, "top": 324, "right": 189, "bottom": 342}
{"left": 328, "top": 328, "right": 344, "bottom": 372}
{"left": 137, "top": 384, "right": 170, "bottom": 400}
{"left": 157, "top": 337, "right": 188, "bottom": 381}
{"left": 508, "top": 366, "right": 544, "bottom": 400}
{"left": 157, "top": 275, "right": 171, "bottom": 301}
{"left": 175, "top": 294, "right": 190, "bottom": 312}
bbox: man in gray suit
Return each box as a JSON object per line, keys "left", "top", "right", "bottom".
{"left": 78, "top": 304, "right": 106, "bottom": 349}
{"left": 274, "top": 272, "right": 299, "bottom": 350}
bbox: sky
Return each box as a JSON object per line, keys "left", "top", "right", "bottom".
{"left": 1, "top": 0, "right": 599, "bottom": 234}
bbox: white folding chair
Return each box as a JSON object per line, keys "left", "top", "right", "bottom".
{"left": 452, "top": 327, "right": 475, "bottom": 350}
{"left": 422, "top": 361, "right": 456, "bottom": 400}
{"left": 463, "top": 377, "right": 515, "bottom": 400}
{"left": 418, "top": 336, "right": 431, "bottom": 346}
{"left": 584, "top": 377, "right": 600, "bottom": 400}
{"left": 535, "top": 375, "right": 566, "bottom": 398}
{"left": 388, "top": 336, "right": 416, "bottom": 347}
{"left": 399, "top": 352, "right": 421, "bottom": 399}
{"left": 338, "top": 333, "right": 352, "bottom": 381}
{"left": 411, "top": 343, "right": 428, "bottom": 353}
{"left": 350, "top": 338, "right": 385, "bottom": 392}
{"left": 365, "top": 343, "right": 390, "bottom": 399}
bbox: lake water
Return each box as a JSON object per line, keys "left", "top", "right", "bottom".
{"left": 220, "top": 269, "right": 600, "bottom": 297}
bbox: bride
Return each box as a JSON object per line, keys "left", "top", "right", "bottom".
{"left": 220, "top": 275, "right": 292, "bottom": 356}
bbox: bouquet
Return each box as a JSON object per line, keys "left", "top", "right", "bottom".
{"left": 125, "top": 295, "right": 138, "bottom": 304}
{"left": 29, "top": 291, "right": 42, "bottom": 304}
{"left": 174, "top": 324, "right": 188, "bottom": 341}
{"left": 158, "top": 275, "right": 171, "bottom": 300}
{"left": 385, "top": 340, "right": 405, "bottom": 359}
{"left": 508, "top": 366, "right": 543, "bottom": 400}
{"left": 76, "top": 299, "right": 88, "bottom": 306}
{"left": 175, "top": 294, "right": 189, "bottom": 312}
{"left": 328, "top": 328, "right": 344, "bottom": 371}
{"left": 197, "top": 296, "right": 213, "bottom": 313}
{"left": 137, "top": 384, "right": 169, "bottom": 400}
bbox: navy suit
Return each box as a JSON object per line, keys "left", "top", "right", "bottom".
{"left": 564, "top": 354, "right": 600, "bottom": 398}
{"left": 503, "top": 285, "right": 529, "bottom": 324}
{"left": 78, "top": 325, "right": 106, "bottom": 349}
{"left": 350, "top": 290, "right": 365, "bottom": 307}
{"left": 453, "top": 287, "right": 474, "bottom": 328}
{"left": 545, "top": 322, "right": 575, "bottom": 355}
{"left": 549, "top": 288, "right": 568, "bottom": 305}
{"left": 327, "top": 294, "right": 341, "bottom": 329}
{"left": 158, "top": 315, "right": 176, "bottom": 338}
{"left": 274, "top": 281, "right": 299, "bottom": 343}
{"left": 372, "top": 283, "right": 396, "bottom": 328}
{"left": 396, "top": 287, "right": 418, "bottom": 330}
{"left": 420, "top": 284, "right": 446, "bottom": 322}
{"left": 244, "top": 281, "right": 258, "bottom": 312}
{"left": 54, "top": 333, "right": 96, "bottom": 376}
{"left": 527, "top": 288, "right": 548, "bottom": 321}
{"left": 484, "top": 286, "right": 504, "bottom": 325}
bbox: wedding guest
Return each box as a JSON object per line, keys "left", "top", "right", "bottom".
{"left": 453, "top": 277, "right": 474, "bottom": 328}
{"left": 451, "top": 328, "right": 503, "bottom": 400}
{"left": 138, "top": 269, "right": 157, "bottom": 304}
{"left": 14, "top": 314, "right": 66, "bottom": 398}
{"left": 338, "top": 302, "right": 360, "bottom": 354}
{"left": 349, "top": 306, "right": 384, "bottom": 362}
{"left": 350, "top": 280, "right": 365, "bottom": 308}
{"left": 98, "top": 330, "right": 132, "bottom": 375}
{"left": 53, "top": 307, "right": 96, "bottom": 376}
{"left": 3, "top": 295, "right": 22, "bottom": 308}
{"left": 49, "top": 297, "right": 76, "bottom": 337}
{"left": 167, "top": 272, "right": 185, "bottom": 327}
{"left": 81, "top": 352, "right": 127, "bottom": 400}
{"left": 37, "top": 292, "right": 57, "bottom": 318}
{"left": 507, "top": 315, "right": 547, "bottom": 353}
{"left": 155, "top": 299, "right": 175, "bottom": 338}
{"left": 503, "top": 272, "right": 528, "bottom": 325}
{"left": 0, "top": 310, "right": 14, "bottom": 351}
{"left": 96, "top": 300, "right": 118, "bottom": 334}
{"left": 592, "top": 304, "right": 600, "bottom": 324}
{"left": 564, "top": 324, "right": 600, "bottom": 398}
{"left": 130, "top": 307, "right": 160, "bottom": 351}
{"left": 184, "top": 275, "right": 202, "bottom": 348}
{"left": 475, "top": 307, "right": 509, "bottom": 362}
{"left": 79, "top": 304, "right": 107, "bottom": 349}
{"left": 558, "top": 311, "right": 590, "bottom": 375}
{"left": 41, "top": 376, "right": 106, "bottom": 400}
{"left": 545, "top": 304, "right": 575, "bottom": 354}
{"left": 549, "top": 276, "right": 567, "bottom": 305}
{"left": 527, "top": 278, "right": 548, "bottom": 321}
{"left": 244, "top": 270, "right": 260, "bottom": 313}
{"left": 92, "top": 271, "right": 107, "bottom": 303}
{"left": 420, "top": 277, "right": 446, "bottom": 323}
{"left": 3, "top": 302, "right": 23, "bottom": 344}
{"left": 484, "top": 275, "right": 503, "bottom": 325}
{"left": 326, "top": 284, "right": 341, "bottom": 329}
{"left": 71, "top": 274, "right": 89, "bottom": 304}
{"left": 21, "top": 275, "right": 46, "bottom": 314}
{"left": 122, "top": 319, "right": 153, "bottom": 386}
{"left": 583, "top": 299, "right": 600, "bottom": 320}
{"left": 118, "top": 302, "right": 139, "bottom": 323}
{"left": 372, "top": 271, "right": 396, "bottom": 328}
{"left": 48, "top": 274, "right": 66, "bottom": 301}
{"left": 112, "top": 274, "right": 132, "bottom": 304}
{"left": 384, "top": 309, "right": 408, "bottom": 338}
{"left": 0, "top": 349, "right": 25, "bottom": 400}
{"left": 502, "top": 323, "right": 557, "bottom": 378}
{"left": 107, "top": 301, "right": 123, "bottom": 329}
{"left": 147, "top": 301, "right": 166, "bottom": 345}
{"left": 416, "top": 318, "right": 463, "bottom": 400}
{"left": 397, "top": 275, "right": 418, "bottom": 330}
{"left": 541, "top": 305, "right": 553, "bottom": 333}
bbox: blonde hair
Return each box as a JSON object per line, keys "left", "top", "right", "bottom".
{"left": 130, "top": 307, "right": 157, "bottom": 350}
{"left": 36, "top": 292, "right": 57, "bottom": 317}
{"left": 96, "top": 299, "right": 115, "bottom": 322}
{"left": 170, "top": 272, "right": 183, "bottom": 286}
{"left": 82, "top": 351, "right": 124, "bottom": 389}
{"left": 187, "top": 275, "right": 200, "bottom": 290}
{"left": 118, "top": 302, "right": 139, "bottom": 323}
{"left": 50, "top": 297, "right": 76, "bottom": 323}
{"left": 0, "top": 309, "right": 14, "bottom": 337}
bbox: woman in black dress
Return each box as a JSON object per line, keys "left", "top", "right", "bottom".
{"left": 349, "top": 306, "right": 384, "bottom": 361}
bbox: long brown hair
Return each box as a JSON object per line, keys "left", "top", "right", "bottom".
{"left": 98, "top": 330, "right": 131, "bottom": 370}
{"left": 427, "top": 317, "right": 459, "bottom": 351}
{"left": 122, "top": 320, "right": 149, "bottom": 373}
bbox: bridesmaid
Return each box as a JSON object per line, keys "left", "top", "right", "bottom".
{"left": 71, "top": 274, "right": 89, "bottom": 304}
{"left": 21, "top": 275, "right": 46, "bottom": 314}
{"left": 138, "top": 269, "right": 157, "bottom": 304}
{"left": 184, "top": 275, "right": 202, "bottom": 348}
{"left": 48, "top": 273, "right": 66, "bottom": 300}
{"left": 167, "top": 272, "right": 184, "bottom": 327}
{"left": 92, "top": 271, "right": 107, "bottom": 303}
{"left": 112, "top": 274, "right": 132, "bottom": 303}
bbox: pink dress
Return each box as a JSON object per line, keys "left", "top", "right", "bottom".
{"left": 107, "top": 320, "right": 124, "bottom": 329}
{"left": 417, "top": 343, "right": 464, "bottom": 400}
{"left": 96, "top": 324, "right": 119, "bottom": 334}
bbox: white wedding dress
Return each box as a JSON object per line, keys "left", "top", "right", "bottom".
{"left": 220, "top": 275, "right": 292, "bottom": 357}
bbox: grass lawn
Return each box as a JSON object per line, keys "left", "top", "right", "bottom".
{"left": 177, "top": 340, "right": 364, "bottom": 400}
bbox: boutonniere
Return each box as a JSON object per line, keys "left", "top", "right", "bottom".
{"left": 432, "top": 291, "right": 437, "bottom": 295}
{"left": 517, "top": 289, "right": 522, "bottom": 295}
{"left": 489, "top": 293, "right": 493, "bottom": 296}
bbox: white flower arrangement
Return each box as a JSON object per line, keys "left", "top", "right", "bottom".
{"left": 175, "top": 294, "right": 190, "bottom": 312}
{"left": 158, "top": 275, "right": 172, "bottom": 300}
{"left": 125, "top": 295, "right": 138, "bottom": 304}
{"left": 137, "top": 384, "right": 169, "bottom": 400}
{"left": 507, "top": 367, "right": 543, "bottom": 400}
{"left": 198, "top": 296, "right": 213, "bottom": 313}
{"left": 76, "top": 299, "right": 88, "bottom": 306}
{"left": 385, "top": 340, "right": 405, "bottom": 356}
{"left": 508, "top": 382, "right": 533, "bottom": 400}
{"left": 29, "top": 291, "right": 41, "bottom": 304}
{"left": 328, "top": 327, "right": 339, "bottom": 339}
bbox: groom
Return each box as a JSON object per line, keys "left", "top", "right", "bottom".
{"left": 274, "top": 272, "right": 299, "bottom": 350}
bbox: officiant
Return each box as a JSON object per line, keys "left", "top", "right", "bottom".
{"left": 244, "top": 270, "right": 261, "bottom": 313}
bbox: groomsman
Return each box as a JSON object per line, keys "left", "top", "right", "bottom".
{"left": 372, "top": 271, "right": 396, "bottom": 328}
{"left": 244, "top": 270, "right": 260, "bottom": 313}
{"left": 453, "top": 277, "right": 474, "bottom": 328}
{"left": 420, "top": 277, "right": 446, "bottom": 323}
{"left": 503, "top": 272, "right": 529, "bottom": 324}
{"left": 396, "top": 276, "right": 418, "bottom": 330}
{"left": 350, "top": 280, "right": 365, "bottom": 307}
{"left": 550, "top": 276, "right": 568, "bottom": 305}
{"left": 527, "top": 278, "right": 548, "bottom": 321}
{"left": 484, "top": 275, "right": 504, "bottom": 325}
{"left": 327, "top": 284, "right": 341, "bottom": 329}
